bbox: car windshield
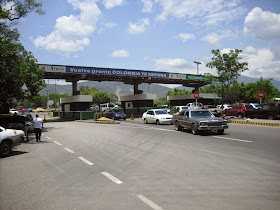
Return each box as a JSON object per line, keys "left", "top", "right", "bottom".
{"left": 155, "top": 110, "right": 168, "bottom": 115}
{"left": 191, "top": 110, "right": 213, "bottom": 118}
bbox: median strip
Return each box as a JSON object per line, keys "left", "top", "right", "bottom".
{"left": 228, "top": 119, "right": 280, "bottom": 127}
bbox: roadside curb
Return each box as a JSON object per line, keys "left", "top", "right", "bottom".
{"left": 228, "top": 120, "right": 280, "bottom": 127}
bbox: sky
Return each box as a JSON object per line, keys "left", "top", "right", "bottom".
{"left": 14, "top": 0, "right": 280, "bottom": 85}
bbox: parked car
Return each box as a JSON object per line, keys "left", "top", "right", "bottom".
{"left": 0, "top": 126, "right": 24, "bottom": 157}
{"left": 105, "top": 108, "right": 126, "bottom": 120}
{"left": 203, "top": 105, "right": 222, "bottom": 117}
{"left": 26, "top": 108, "right": 33, "bottom": 112}
{"left": 142, "top": 109, "right": 173, "bottom": 125}
{"left": 0, "top": 114, "right": 34, "bottom": 141}
{"left": 187, "top": 102, "right": 203, "bottom": 108}
{"left": 33, "top": 107, "right": 45, "bottom": 112}
{"left": 245, "top": 102, "right": 280, "bottom": 120}
{"left": 250, "top": 103, "right": 259, "bottom": 109}
{"left": 174, "top": 106, "right": 189, "bottom": 112}
{"left": 223, "top": 104, "right": 253, "bottom": 118}
{"left": 19, "top": 108, "right": 27, "bottom": 112}
{"left": 9, "top": 109, "right": 18, "bottom": 115}
{"left": 172, "top": 109, "right": 228, "bottom": 135}
{"left": 217, "top": 104, "right": 232, "bottom": 110}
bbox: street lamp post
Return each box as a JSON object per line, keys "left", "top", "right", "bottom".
{"left": 194, "top": 61, "right": 201, "bottom": 75}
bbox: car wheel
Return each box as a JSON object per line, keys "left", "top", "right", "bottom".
{"left": 175, "top": 121, "right": 182, "bottom": 131}
{"left": 217, "top": 129, "right": 224, "bottom": 135}
{"left": 156, "top": 120, "right": 160, "bottom": 125}
{"left": 191, "top": 124, "right": 199, "bottom": 135}
{"left": 237, "top": 113, "right": 243, "bottom": 119}
{"left": 0, "top": 141, "right": 12, "bottom": 157}
{"left": 144, "top": 119, "right": 148, "bottom": 124}
{"left": 268, "top": 114, "right": 274, "bottom": 120}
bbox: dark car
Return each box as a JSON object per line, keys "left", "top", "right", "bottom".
{"left": 245, "top": 102, "right": 280, "bottom": 120}
{"left": 105, "top": 108, "right": 126, "bottom": 120}
{"left": 223, "top": 104, "right": 253, "bottom": 118}
{"left": 172, "top": 109, "right": 228, "bottom": 135}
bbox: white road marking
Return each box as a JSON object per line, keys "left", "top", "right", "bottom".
{"left": 64, "top": 147, "right": 75, "bottom": 153}
{"left": 137, "top": 194, "right": 164, "bottom": 210}
{"left": 123, "top": 123, "right": 175, "bottom": 132}
{"left": 46, "top": 136, "right": 52, "bottom": 140}
{"left": 78, "top": 157, "right": 94, "bottom": 165}
{"left": 212, "top": 136, "right": 252, "bottom": 143}
{"left": 101, "top": 172, "right": 123, "bottom": 184}
{"left": 54, "top": 141, "right": 62, "bottom": 145}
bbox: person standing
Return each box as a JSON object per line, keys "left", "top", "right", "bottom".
{"left": 34, "top": 114, "right": 43, "bottom": 142}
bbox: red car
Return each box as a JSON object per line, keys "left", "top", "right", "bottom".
{"left": 19, "top": 108, "right": 27, "bottom": 112}
{"left": 223, "top": 104, "right": 253, "bottom": 118}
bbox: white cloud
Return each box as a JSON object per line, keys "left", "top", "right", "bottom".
{"left": 141, "top": 0, "right": 153, "bottom": 13}
{"left": 111, "top": 49, "right": 130, "bottom": 57}
{"left": 102, "top": 0, "right": 124, "bottom": 9}
{"left": 202, "top": 30, "right": 236, "bottom": 45}
{"left": 176, "top": 33, "right": 196, "bottom": 42}
{"left": 34, "top": 0, "right": 101, "bottom": 56}
{"left": 97, "top": 21, "right": 117, "bottom": 34}
{"left": 241, "top": 46, "right": 280, "bottom": 80}
{"left": 155, "top": 0, "right": 247, "bottom": 26}
{"left": 154, "top": 58, "right": 193, "bottom": 72}
{"left": 128, "top": 18, "right": 150, "bottom": 34}
{"left": 243, "top": 7, "right": 280, "bottom": 40}
{"left": 155, "top": 58, "right": 214, "bottom": 76}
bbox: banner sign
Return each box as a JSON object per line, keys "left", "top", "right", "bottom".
{"left": 40, "top": 64, "right": 220, "bottom": 82}
{"left": 66, "top": 66, "right": 169, "bottom": 78}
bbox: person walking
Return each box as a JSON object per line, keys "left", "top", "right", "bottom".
{"left": 34, "top": 114, "right": 43, "bottom": 142}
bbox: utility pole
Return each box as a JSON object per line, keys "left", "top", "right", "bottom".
{"left": 194, "top": 61, "right": 201, "bottom": 75}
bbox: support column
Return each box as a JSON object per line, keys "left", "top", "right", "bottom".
{"left": 72, "top": 81, "right": 77, "bottom": 96}
{"left": 134, "top": 83, "right": 139, "bottom": 95}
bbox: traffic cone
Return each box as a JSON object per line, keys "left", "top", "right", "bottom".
{"left": 130, "top": 113, "right": 134, "bottom": 120}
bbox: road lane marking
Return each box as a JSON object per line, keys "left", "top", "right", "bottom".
{"left": 78, "top": 157, "right": 94, "bottom": 165}
{"left": 101, "top": 172, "right": 123, "bottom": 184}
{"left": 212, "top": 136, "right": 252, "bottom": 143}
{"left": 64, "top": 147, "right": 75, "bottom": 153}
{"left": 54, "top": 141, "right": 62, "bottom": 145}
{"left": 137, "top": 194, "right": 164, "bottom": 210}
{"left": 46, "top": 136, "right": 52, "bottom": 140}
{"left": 123, "top": 123, "right": 175, "bottom": 132}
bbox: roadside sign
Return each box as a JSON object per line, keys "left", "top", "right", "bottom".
{"left": 258, "top": 91, "right": 264, "bottom": 98}
{"left": 194, "top": 91, "right": 199, "bottom": 99}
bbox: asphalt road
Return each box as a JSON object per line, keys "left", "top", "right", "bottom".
{"left": 1, "top": 118, "right": 280, "bottom": 210}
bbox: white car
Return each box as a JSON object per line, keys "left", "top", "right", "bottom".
{"left": 0, "top": 126, "right": 24, "bottom": 157}
{"left": 142, "top": 109, "right": 173, "bottom": 125}
{"left": 9, "top": 109, "right": 18, "bottom": 115}
{"left": 174, "top": 106, "right": 189, "bottom": 112}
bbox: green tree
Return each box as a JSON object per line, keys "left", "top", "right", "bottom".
{"left": 206, "top": 49, "right": 248, "bottom": 104}
{"left": 92, "top": 91, "right": 111, "bottom": 105}
{"left": 0, "top": 0, "right": 45, "bottom": 113}
{"left": 154, "top": 97, "right": 170, "bottom": 106}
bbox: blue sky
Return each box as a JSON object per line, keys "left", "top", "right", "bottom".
{"left": 15, "top": 0, "right": 280, "bottom": 84}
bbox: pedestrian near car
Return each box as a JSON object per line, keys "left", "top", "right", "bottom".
{"left": 34, "top": 114, "right": 43, "bottom": 142}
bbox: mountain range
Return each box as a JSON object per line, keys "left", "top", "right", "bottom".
{"left": 39, "top": 76, "right": 280, "bottom": 98}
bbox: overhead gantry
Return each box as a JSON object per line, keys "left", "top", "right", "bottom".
{"left": 39, "top": 64, "right": 220, "bottom": 114}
